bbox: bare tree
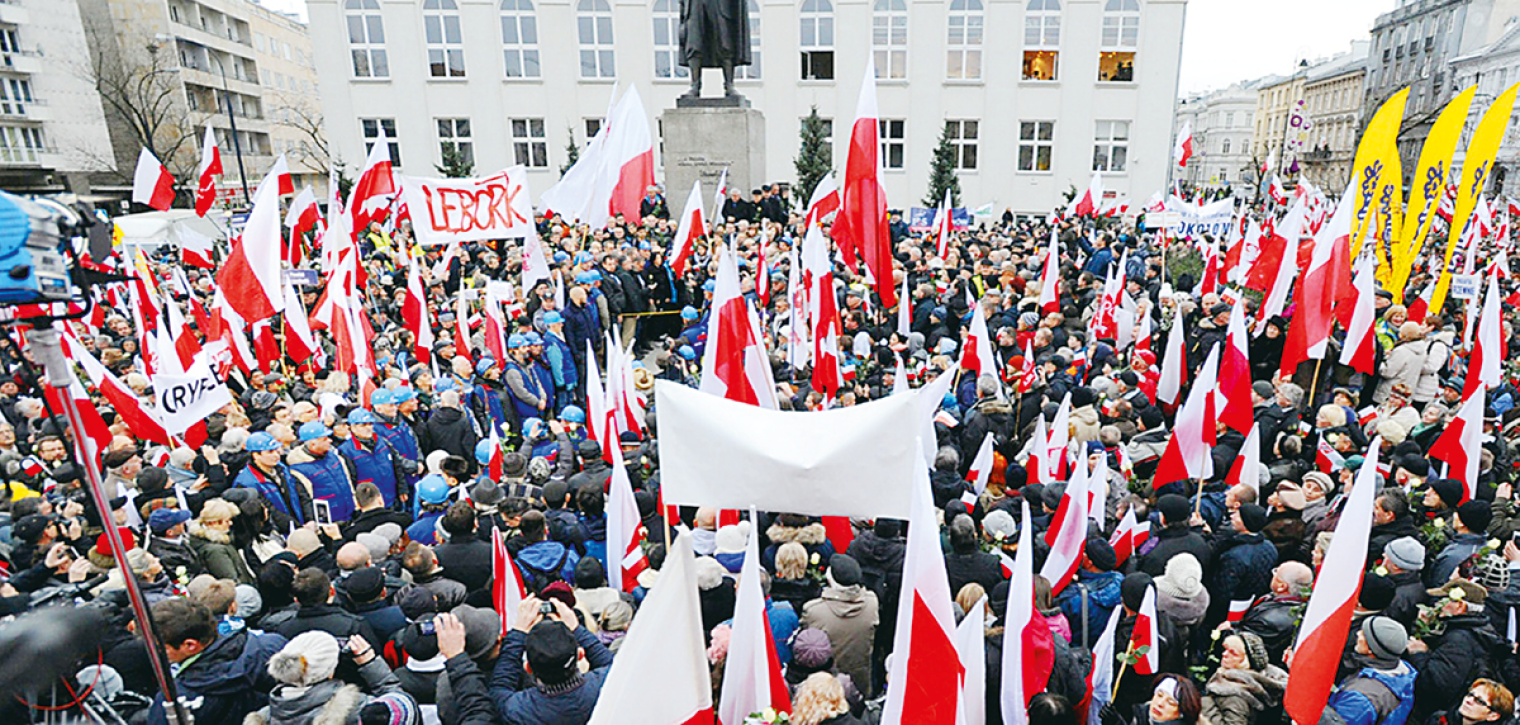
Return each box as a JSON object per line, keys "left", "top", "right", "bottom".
{"left": 77, "top": 14, "right": 201, "bottom": 183}
{"left": 266, "top": 90, "right": 331, "bottom": 177}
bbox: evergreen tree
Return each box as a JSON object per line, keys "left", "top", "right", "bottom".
{"left": 560, "top": 127, "right": 581, "bottom": 177}
{"left": 924, "top": 124, "right": 962, "bottom": 208}
{"left": 435, "top": 143, "right": 474, "bottom": 178}
{"left": 795, "top": 106, "right": 832, "bottom": 200}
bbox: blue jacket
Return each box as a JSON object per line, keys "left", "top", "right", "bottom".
{"left": 768, "top": 599, "right": 799, "bottom": 666}
{"left": 578, "top": 513, "right": 607, "bottom": 572}
{"left": 543, "top": 332, "right": 578, "bottom": 390}
{"left": 147, "top": 628, "right": 288, "bottom": 725}
{"left": 287, "top": 446, "right": 359, "bottom": 523}
{"left": 1056, "top": 568, "right": 1124, "bottom": 648}
{"left": 1327, "top": 661, "right": 1418, "bottom": 725}
{"left": 1207, "top": 532, "right": 1278, "bottom": 612}
{"left": 1426, "top": 533, "right": 1486, "bottom": 588}
{"left": 491, "top": 626, "right": 614, "bottom": 725}
{"left": 233, "top": 462, "right": 309, "bottom": 524}
{"left": 408, "top": 511, "right": 445, "bottom": 545}
{"left": 563, "top": 302, "right": 600, "bottom": 362}
{"left": 338, "top": 435, "right": 404, "bottom": 508}
{"left": 375, "top": 414, "right": 422, "bottom": 470}
{"left": 498, "top": 362, "right": 543, "bottom": 425}
{"left": 516, "top": 540, "right": 581, "bottom": 593}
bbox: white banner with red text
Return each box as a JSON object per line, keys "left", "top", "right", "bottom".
{"left": 398, "top": 167, "right": 535, "bottom": 246}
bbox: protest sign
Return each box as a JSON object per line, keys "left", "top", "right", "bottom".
{"left": 907, "top": 206, "right": 971, "bottom": 232}
{"left": 399, "top": 167, "right": 535, "bottom": 245}
{"left": 153, "top": 358, "right": 234, "bottom": 435}
{"left": 1165, "top": 197, "right": 1235, "bottom": 238}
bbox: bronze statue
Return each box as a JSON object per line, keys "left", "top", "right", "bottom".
{"left": 679, "top": 0, "right": 752, "bottom": 98}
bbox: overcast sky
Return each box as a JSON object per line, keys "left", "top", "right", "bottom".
{"left": 254, "top": 0, "right": 1392, "bottom": 97}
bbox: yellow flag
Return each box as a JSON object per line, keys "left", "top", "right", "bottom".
{"left": 1349, "top": 89, "right": 1407, "bottom": 263}
{"left": 1386, "top": 86, "right": 1476, "bottom": 301}
{"left": 1431, "top": 82, "right": 1520, "bottom": 312}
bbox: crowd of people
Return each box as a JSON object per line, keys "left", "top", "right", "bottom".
{"left": 0, "top": 174, "right": 1516, "bottom": 725}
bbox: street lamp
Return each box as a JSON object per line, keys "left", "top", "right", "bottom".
{"left": 205, "top": 52, "right": 252, "bottom": 207}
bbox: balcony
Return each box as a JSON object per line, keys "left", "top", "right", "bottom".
{"left": 0, "top": 98, "right": 48, "bottom": 122}
{"left": 0, "top": 1, "right": 29, "bottom": 26}
{"left": 0, "top": 49, "right": 40, "bottom": 75}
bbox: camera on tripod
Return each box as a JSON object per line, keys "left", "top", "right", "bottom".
{"left": 0, "top": 191, "right": 81, "bottom": 305}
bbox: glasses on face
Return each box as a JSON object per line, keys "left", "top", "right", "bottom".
{"left": 1466, "top": 692, "right": 1497, "bottom": 711}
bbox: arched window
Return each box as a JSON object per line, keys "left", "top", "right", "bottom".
{"left": 652, "top": 0, "right": 689, "bottom": 78}
{"left": 500, "top": 0, "right": 540, "bottom": 78}
{"left": 947, "top": 0, "right": 983, "bottom": 80}
{"left": 345, "top": 0, "right": 389, "bottom": 78}
{"left": 577, "top": 0, "right": 615, "bottom": 79}
{"left": 423, "top": 0, "right": 465, "bottom": 77}
{"left": 800, "top": 0, "right": 833, "bottom": 80}
{"left": 872, "top": 0, "right": 906, "bottom": 79}
{"left": 735, "top": 0, "right": 762, "bottom": 80}
{"left": 1099, "top": 0, "right": 1138, "bottom": 81}
{"left": 1023, "top": 0, "right": 1059, "bottom": 81}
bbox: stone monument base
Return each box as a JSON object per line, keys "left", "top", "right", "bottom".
{"left": 660, "top": 104, "right": 765, "bottom": 210}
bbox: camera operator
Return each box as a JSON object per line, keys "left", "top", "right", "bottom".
{"left": 489, "top": 594, "right": 615, "bottom": 725}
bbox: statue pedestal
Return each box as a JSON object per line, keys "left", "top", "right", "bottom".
{"left": 660, "top": 103, "right": 765, "bottom": 209}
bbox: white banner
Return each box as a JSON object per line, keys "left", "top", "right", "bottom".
{"left": 1165, "top": 197, "right": 1235, "bottom": 239}
{"left": 655, "top": 381, "right": 920, "bottom": 518}
{"left": 399, "top": 167, "right": 535, "bottom": 246}
{"left": 153, "top": 358, "right": 234, "bottom": 435}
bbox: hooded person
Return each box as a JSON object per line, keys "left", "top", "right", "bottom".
{"left": 801, "top": 554, "right": 882, "bottom": 699}
{"left": 763, "top": 513, "right": 837, "bottom": 573}
{"left": 246, "top": 630, "right": 411, "bottom": 725}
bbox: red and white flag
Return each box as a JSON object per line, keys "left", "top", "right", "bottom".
{"left": 284, "top": 186, "right": 322, "bottom": 267}
{"left": 491, "top": 528, "right": 526, "bottom": 634}
{"left": 1155, "top": 303, "right": 1188, "bottom": 406}
{"left": 1465, "top": 267, "right": 1502, "bottom": 399}
{"left": 1338, "top": 254, "right": 1378, "bottom": 375}
{"left": 1040, "top": 454, "right": 1089, "bottom": 595}
{"left": 710, "top": 167, "right": 729, "bottom": 229}
{"left": 1256, "top": 201, "right": 1306, "bottom": 332}
{"left": 955, "top": 591, "right": 989, "bottom": 725}
{"left": 452, "top": 292, "right": 472, "bottom": 364}
{"left": 1174, "top": 122, "right": 1194, "bottom": 167}
{"left": 1108, "top": 507, "right": 1151, "bottom": 568}
{"left": 520, "top": 231, "right": 552, "bottom": 298}
{"left": 699, "top": 247, "right": 778, "bottom": 408}
{"left": 963, "top": 432, "right": 997, "bottom": 506}
{"left": 804, "top": 223, "right": 844, "bottom": 400}
{"left": 805, "top": 171, "right": 841, "bottom": 230}
{"left": 756, "top": 236, "right": 772, "bottom": 309}
{"left": 959, "top": 301, "right": 996, "bottom": 383}
{"left": 62, "top": 333, "right": 174, "bottom": 447}
{"left": 1225, "top": 423, "right": 1263, "bottom": 493}
{"left": 1038, "top": 232, "right": 1060, "bottom": 314}
{"left": 402, "top": 261, "right": 434, "bottom": 365}
{"left": 1281, "top": 187, "right": 1354, "bottom": 377}
{"left": 281, "top": 284, "right": 319, "bottom": 366}
{"left": 1227, "top": 599, "right": 1252, "bottom": 624}
{"left": 194, "top": 127, "right": 222, "bottom": 217}
{"left": 132, "top": 149, "right": 176, "bottom": 211}
{"left": 1154, "top": 343, "right": 1220, "bottom": 489}
{"left": 1217, "top": 300, "right": 1253, "bottom": 433}
{"left": 261, "top": 153, "right": 295, "bottom": 197}
{"left": 1129, "top": 584, "right": 1160, "bottom": 674}
{"left": 585, "top": 340, "right": 610, "bottom": 451}
{"left": 1066, "top": 171, "right": 1104, "bottom": 218}
{"left": 1000, "top": 501, "right": 1055, "bottom": 725}
{"left": 933, "top": 189, "right": 954, "bottom": 259}
{"left": 588, "top": 533, "right": 713, "bottom": 725}
{"left": 833, "top": 54, "right": 895, "bottom": 308}
{"left": 1085, "top": 599, "right": 1123, "bottom": 725}
{"left": 1268, "top": 174, "right": 1288, "bottom": 205}
{"left": 605, "top": 439, "right": 650, "bottom": 592}
{"left": 717, "top": 511, "right": 791, "bottom": 725}
{"left": 1284, "top": 440, "right": 1381, "bottom": 725}
{"left": 349, "top": 128, "right": 397, "bottom": 236}
{"left": 216, "top": 165, "right": 288, "bottom": 323}
{"left": 1430, "top": 392, "right": 1484, "bottom": 503}
{"left": 670, "top": 180, "right": 705, "bottom": 276}
{"left": 606, "top": 86, "right": 656, "bottom": 225}
{"left": 179, "top": 225, "right": 216, "bottom": 269}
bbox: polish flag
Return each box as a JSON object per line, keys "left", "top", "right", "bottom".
{"left": 1217, "top": 300, "right": 1253, "bottom": 434}
{"left": 1225, "top": 423, "right": 1263, "bottom": 494}
{"left": 1281, "top": 188, "right": 1353, "bottom": 377}
{"left": 1195, "top": 236, "right": 1220, "bottom": 296}
{"left": 605, "top": 439, "right": 650, "bottom": 592}
{"left": 606, "top": 86, "right": 656, "bottom": 225}
{"left": 1135, "top": 308, "right": 1154, "bottom": 356}
{"left": 452, "top": 292, "right": 471, "bottom": 364}
{"left": 1338, "top": 255, "right": 1378, "bottom": 375}
{"left": 1108, "top": 507, "right": 1151, "bottom": 568}
{"left": 1464, "top": 268, "right": 1502, "bottom": 399}
{"left": 717, "top": 511, "right": 792, "bottom": 725}
{"left": 1154, "top": 343, "right": 1220, "bottom": 489}
{"left": 587, "top": 534, "right": 713, "bottom": 725}
{"left": 1227, "top": 599, "right": 1252, "bottom": 624}
{"left": 41, "top": 363, "right": 113, "bottom": 467}
{"left": 1430, "top": 392, "right": 1484, "bottom": 503}
{"left": 1316, "top": 437, "right": 1346, "bottom": 474}
{"left": 964, "top": 432, "right": 997, "bottom": 502}
{"left": 194, "top": 127, "right": 222, "bottom": 217}
{"left": 62, "top": 333, "right": 174, "bottom": 447}
{"left": 284, "top": 186, "right": 322, "bottom": 267}
{"left": 180, "top": 225, "right": 216, "bottom": 269}
{"left": 402, "top": 261, "right": 434, "bottom": 365}
{"left": 586, "top": 340, "right": 610, "bottom": 451}
{"left": 1129, "top": 585, "right": 1160, "bottom": 674}
{"left": 1406, "top": 279, "right": 1436, "bottom": 324}
{"left": 834, "top": 54, "right": 895, "bottom": 308}
{"left": 1040, "top": 454, "right": 1089, "bottom": 595}
{"left": 1284, "top": 440, "right": 1380, "bottom": 725}
{"left": 491, "top": 528, "right": 527, "bottom": 634}
{"left": 1018, "top": 341, "right": 1039, "bottom": 394}
{"left": 261, "top": 154, "right": 295, "bottom": 197}
{"left": 1085, "top": 600, "right": 1123, "bottom": 725}
{"left": 710, "top": 167, "right": 728, "bottom": 230}
{"left": 1174, "top": 122, "right": 1194, "bottom": 167}
{"left": 933, "top": 189, "right": 954, "bottom": 259}
{"left": 670, "top": 180, "right": 705, "bottom": 276}
{"left": 1066, "top": 171, "right": 1104, "bottom": 218}
{"left": 1046, "top": 394, "right": 1073, "bottom": 481}
{"left": 881, "top": 444, "right": 966, "bottom": 725}
{"left": 896, "top": 275, "right": 911, "bottom": 339}
{"left": 1268, "top": 174, "right": 1288, "bottom": 205}
{"left": 132, "top": 149, "right": 176, "bottom": 211}
{"left": 1038, "top": 231, "right": 1060, "bottom": 314}
{"left": 958, "top": 301, "right": 996, "bottom": 382}
{"left": 349, "top": 128, "right": 397, "bottom": 236}
{"left": 1000, "top": 501, "right": 1055, "bottom": 725}
{"left": 1256, "top": 201, "right": 1305, "bottom": 333}
{"left": 699, "top": 248, "right": 778, "bottom": 408}
{"left": 1026, "top": 414, "right": 1051, "bottom": 485}
{"left": 1155, "top": 303, "right": 1188, "bottom": 407}
{"left": 280, "top": 284, "right": 318, "bottom": 366}
{"left": 215, "top": 165, "right": 288, "bottom": 323}
{"left": 756, "top": 239, "right": 771, "bottom": 308}
{"left": 955, "top": 592, "right": 989, "bottom": 725}
{"left": 804, "top": 223, "right": 844, "bottom": 400}
{"left": 520, "top": 231, "right": 552, "bottom": 298}
{"left": 805, "top": 171, "right": 841, "bottom": 231}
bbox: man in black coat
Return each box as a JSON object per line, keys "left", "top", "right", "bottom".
{"left": 274, "top": 567, "right": 383, "bottom": 651}
{"left": 1367, "top": 490, "right": 1420, "bottom": 568}
{"left": 944, "top": 516, "right": 1005, "bottom": 595}
{"left": 434, "top": 503, "right": 494, "bottom": 593}
{"left": 1136, "top": 494, "right": 1212, "bottom": 578}
{"left": 1232, "top": 560, "right": 1313, "bottom": 665}
{"left": 1204, "top": 503, "right": 1277, "bottom": 627}
{"left": 1409, "top": 580, "right": 1508, "bottom": 722}
{"left": 1380, "top": 536, "right": 1428, "bottom": 628}
{"left": 146, "top": 508, "right": 203, "bottom": 580}
{"left": 420, "top": 390, "right": 479, "bottom": 469}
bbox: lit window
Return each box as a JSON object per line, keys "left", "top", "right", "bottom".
{"left": 947, "top": 0, "right": 983, "bottom": 80}
{"left": 1018, "top": 121, "right": 1054, "bottom": 172}
{"left": 652, "top": 0, "right": 689, "bottom": 79}
{"left": 437, "top": 118, "right": 473, "bottom": 167}
{"left": 1023, "top": 0, "right": 1060, "bottom": 81}
{"left": 873, "top": 0, "right": 906, "bottom": 80}
{"left": 500, "top": 0, "right": 541, "bottom": 78}
{"left": 1093, "top": 120, "right": 1129, "bottom": 172}
{"left": 512, "top": 117, "right": 549, "bottom": 167}
{"left": 345, "top": 0, "right": 389, "bottom": 78}
{"left": 577, "top": 0, "right": 615, "bottom": 78}
{"left": 945, "top": 120, "right": 978, "bottom": 170}
{"left": 361, "top": 118, "right": 400, "bottom": 167}
{"left": 800, "top": 0, "right": 834, "bottom": 80}
{"left": 879, "top": 119, "right": 905, "bottom": 169}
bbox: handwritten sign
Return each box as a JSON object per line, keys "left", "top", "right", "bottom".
{"left": 399, "top": 167, "right": 535, "bottom": 246}
{"left": 153, "top": 358, "right": 234, "bottom": 435}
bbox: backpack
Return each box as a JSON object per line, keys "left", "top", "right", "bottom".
{"left": 516, "top": 547, "right": 570, "bottom": 594}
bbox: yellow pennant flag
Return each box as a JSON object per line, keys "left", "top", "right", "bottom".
{"left": 1431, "top": 82, "right": 1520, "bottom": 312}
{"left": 1386, "top": 85, "right": 1476, "bottom": 301}
{"left": 1349, "top": 88, "right": 1407, "bottom": 263}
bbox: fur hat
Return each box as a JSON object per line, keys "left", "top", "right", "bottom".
{"left": 714, "top": 521, "right": 751, "bottom": 555}
{"left": 267, "top": 631, "right": 340, "bottom": 686}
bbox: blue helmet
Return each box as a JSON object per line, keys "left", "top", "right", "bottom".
{"left": 560, "top": 405, "right": 586, "bottom": 424}
{"left": 522, "top": 417, "right": 545, "bottom": 438}
{"left": 702, "top": 279, "right": 716, "bottom": 293}
{"left": 585, "top": 270, "right": 602, "bottom": 282}
{"left": 544, "top": 311, "right": 564, "bottom": 325}
{"left": 246, "top": 431, "right": 281, "bottom": 452}
{"left": 347, "top": 408, "right": 378, "bottom": 425}
{"left": 476, "top": 357, "right": 497, "bottom": 376}
{"left": 369, "top": 389, "right": 394, "bottom": 406}
{"left": 681, "top": 306, "right": 699, "bottom": 321}
{"left": 417, "top": 475, "right": 451, "bottom": 504}
{"left": 391, "top": 386, "right": 417, "bottom": 403}
{"left": 523, "top": 331, "right": 543, "bottom": 346}
{"left": 475, "top": 439, "right": 498, "bottom": 465}
{"left": 434, "top": 377, "right": 457, "bottom": 393}
{"left": 574, "top": 271, "right": 596, "bottom": 285}
{"left": 298, "top": 421, "right": 332, "bottom": 442}
{"left": 678, "top": 345, "right": 697, "bottom": 361}
{"left": 507, "top": 333, "right": 528, "bottom": 350}
{"left": 553, "top": 251, "right": 571, "bottom": 264}
{"left": 574, "top": 251, "right": 593, "bottom": 265}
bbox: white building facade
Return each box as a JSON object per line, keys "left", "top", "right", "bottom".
{"left": 1172, "top": 81, "right": 1257, "bottom": 194}
{"left": 307, "top": 0, "right": 1187, "bottom": 217}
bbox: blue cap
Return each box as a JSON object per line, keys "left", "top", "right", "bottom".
{"left": 475, "top": 439, "right": 498, "bottom": 465}
{"left": 476, "top": 357, "right": 497, "bottom": 376}
{"left": 369, "top": 389, "right": 394, "bottom": 406}
{"left": 347, "top": 408, "right": 379, "bottom": 425}
{"left": 574, "top": 272, "right": 596, "bottom": 284}
{"left": 246, "top": 431, "right": 281, "bottom": 452}
{"left": 435, "top": 378, "right": 457, "bottom": 393}
{"left": 585, "top": 270, "right": 602, "bottom": 282}
{"left": 678, "top": 345, "right": 697, "bottom": 360}
{"left": 148, "top": 507, "right": 193, "bottom": 533}
{"left": 574, "top": 251, "right": 593, "bottom": 264}
{"left": 522, "top": 417, "right": 545, "bottom": 438}
{"left": 298, "top": 421, "right": 332, "bottom": 442}
{"left": 702, "top": 279, "right": 716, "bottom": 292}
{"left": 391, "top": 387, "right": 416, "bottom": 403}
{"left": 544, "top": 311, "right": 564, "bottom": 325}
{"left": 553, "top": 251, "right": 570, "bottom": 264}
{"left": 523, "top": 331, "right": 543, "bottom": 346}
{"left": 507, "top": 333, "right": 527, "bottom": 350}
{"left": 560, "top": 406, "right": 585, "bottom": 424}
{"left": 417, "top": 474, "right": 450, "bottom": 504}
{"left": 681, "top": 306, "right": 699, "bottom": 320}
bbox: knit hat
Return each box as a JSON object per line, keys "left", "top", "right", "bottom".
{"left": 346, "top": 567, "right": 385, "bottom": 603}
{"left": 1156, "top": 494, "right": 1189, "bottom": 526}
{"left": 1121, "top": 572, "right": 1153, "bottom": 611}
{"left": 1457, "top": 500, "right": 1493, "bottom": 532}
{"left": 357, "top": 532, "right": 391, "bottom": 563}
{"left": 1360, "top": 572, "right": 1396, "bottom": 611}
{"left": 1236, "top": 503, "right": 1268, "bottom": 533}
{"left": 1384, "top": 537, "right": 1425, "bottom": 572}
{"left": 714, "top": 522, "right": 749, "bottom": 555}
{"left": 982, "top": 510, "right": 1017, "bottom": 542}
{"left": 268, "top": 631, "right": 340, "bottom": 686}
{"left": 501, "top": 451, "right": 528, "bottom": 478}
{"left": 359, "top": 692, "right": 422, "bottom": 725}
{"left": 234, "top": 584, "right": 263, "bottom": 619}
{"left": 828, "top": 554, "right": 862, "bottom": 587}
{"left": 373, "top": 523, "right": 404, "bottom": 548}
{"left": 1475, "top": 553, "right": 1511, "bottom": 592}
{"left": 1155, "top": 552, "right": 1204, "bottom": 599}
{"left": 1252, "top": 381, "right": 1275, "bottom": 399}
{"left": 452, "top": 604, "right": 503, "bottom": 660}
{"left": 1431, "top": 479, "right": 1465, "bottom": 509}
{"left": 94, "top": 528, "right": 136, "bottom": 559}
{"left": 1398, "top": 456, "right": 1431, "bottom": 479}
{"left": 397, "top": 586, "right": 438, "bottom": 620}
{"left": 1302, "top": 471, "right": 1336, "bottom": 497}
{"left": 399, "top": 618, "right": 440, "bottom": 660}
{"left": 1084, "top": 537, "right": 1118, "bottom": 572}
{"left": 1361, "top": 616, "right": 1408, "bottom": 659}
{"left": 791, "top": 628, "right": 834, "bottom": 669}
{"left": 1237, "top": 632, "right": 1269, "bottom": 671}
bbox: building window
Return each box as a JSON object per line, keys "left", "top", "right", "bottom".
{"left": 437, "top": 118, "right": 473, "bottom": 167}
{"left": 0, "top": 28, "right": 20, "bottom": 54}
{"left": 1018, "top": 120, "right": 1054, "bottom": 171}
{"left": 1222, "top": 138, "right": 1231, "bottom": 154}
{"left": 947, "top": 0, "right": 983, "bottom": 80}
{"left": 362, "top": 118, "right": 399, "bottom": 167}
{"left": 945, "top": 120, "right": 978, "bottom": 170}
{"left": 872, "top": 0, "right": 906, "bottom": 80}
{"left": 345, "top": 0, "right": 389, "bottom": 78}
{"left": 800, "top": 0, "right": 834, "bottom": 80}
{"left": 879, "top": 119, "right": 904, "bottom": 169}
{"left": 423, "top": 0, "right": 466, "bottom": 77}
{"left": 1098, "top": 0, "right": 1137, "bottom": 81}
{"left": 0, "top": 126, "right": 43, "bottom": 164}
{"left": 500, "top": 0, "right": 541, "bottom": 78}
{"left": 577, "top": 0, "right": 615, "bottom": 78}
{"left": 512, "top": 117, "right": 548, "bottom": 167}
{"left": 652, "top": 0, "right": 689, "bottom": 79}
{"left": 1093, "top": 120, "right": 1129, "bottom": 172}
{"left": 735, "top": 0, "right": 762, "bottom": 80}
{"left": 1023, "top": 0, "right": 1060, "bottom": 81}
{"left": 585, "top": 117, "right": 603, "bottom": 139}
{"left": 0, "top": 78, "right": 33, "bottom": 116}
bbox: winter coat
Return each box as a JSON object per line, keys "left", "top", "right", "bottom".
{"left": 433, "top": 532, "right": 493, "bottom": 592}
{"left": 761, "top": 522, "right": 836, "bottom": 572}
{"left": 1126, "top": 427, "right": 1170, "bottom": 481}
{"left": 1326, "top": 661, "right": 1418, "bottom": 725}
{"left": 1375, "top": 340, "right": 1427, "bottom": 404}
{"left": 1384, "top": 570, "right": 1428, "bottom": 629}
{"left": 961, "top": 398, "right": 1016, "bottom": 453}
{"left": 490, "top": 625, "right": 614, "bottom": 725}
{"left": 148, "top": 535, "right": 204, "bottom": 580}
{"left": 1237, "top": 594, "right": 1306, "bottom": 664}
{"left": 1071, "top": 405, "right": 1102, "bottom": 443}
{"left": 515, "top": 540, "right": 580, "bottom": 593}
{"left": 189, "top": 521, "right": 255, "bottom": 584}
{"left": 337, "top": 435, "right": 407, "bottom": 511}
{"left": 273, "top": 602, "right": 383, "bottom": 651}
{"left": 419, "top": 406, "right": 479, "bottom": 465}
{"left": 1425, "top": 532, "right": 1485, "bottom": 589}
{"left": 147, "top": 628, "right": 289, "bottom": 725}
{"left": 1057, "top": 568, "right": 1124, "bottom": 650}
{"left": 243, "top": 657, "right": 404, "bottom": 725}
{"left": 944, "top": 550, "right": 1006, "bottom": 596}
{"left": 408, "top": 570, "right": 468, "bottom": 611}
{"left": 802, "top": 584, "right": 881, "bottom": 699}
{"left": 846, "top": 530, "right": 906, "bottom": 627}
{"left": 1263, "top": 510, "right": 1308, "bottom": 564}
{"left": 1409, "top": 612, "right": 1505, "bottom": 720}
{"left": 286, "top": 445, "right": 359, "bottom": 524}
{"left": 985, "top": 626, "right": 1092, "bottom": 725}
{"left": 1136, "top": 525, "right": 1212, "bottom": 578}
{"left": 1414, "top": 335, "right": 1451, "bottom": 403}
{"left": 1201, "top": 665, "right": 1290, "bottom": 725}
{"left": 770, "top": 575, "right": 822, "bottom": 615}
{"left": 1206, "top": 532, "right": 1278, "bottom": 622}
{"left": 1368, "top": 517, "right": 1420, "bottom": 568}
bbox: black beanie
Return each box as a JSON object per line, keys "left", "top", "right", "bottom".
{"left": 1121, "top": 572, "right": 1153, "bottom": 612}
{"left": 1236, "top": 503, "right": 1268, "bottom": 533}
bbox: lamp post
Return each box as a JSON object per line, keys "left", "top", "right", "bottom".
{"left": 205, "top": 52, "right": 251, "bottom": 207}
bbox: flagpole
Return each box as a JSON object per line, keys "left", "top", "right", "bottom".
{"left": 1112, "top": 642, "right": 1134, "bottom": 699}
